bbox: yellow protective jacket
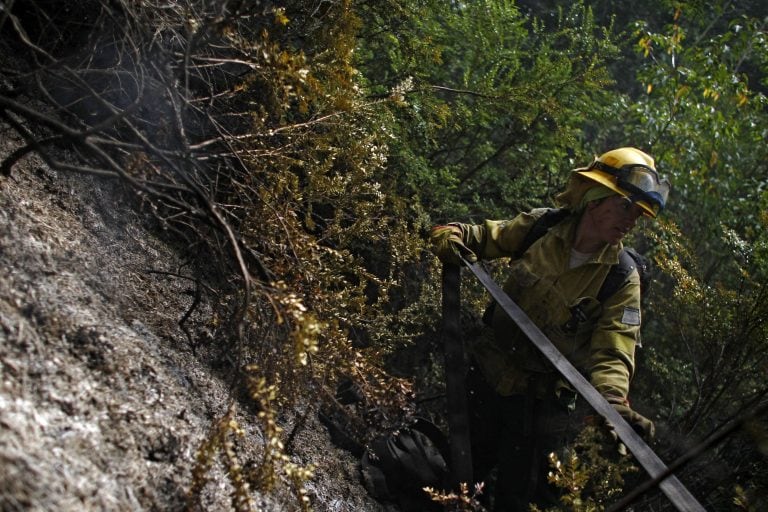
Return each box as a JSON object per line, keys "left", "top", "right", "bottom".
{"left": 452, "top": 208, "right": 641, "bottom": 401}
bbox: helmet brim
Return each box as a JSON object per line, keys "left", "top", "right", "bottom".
{"left": 576, "top": 170, "right": 659, "bottom": 217}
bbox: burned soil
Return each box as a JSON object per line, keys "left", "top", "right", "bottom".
{"left": 0, "top": 132, "right": 389, "bottom": 511}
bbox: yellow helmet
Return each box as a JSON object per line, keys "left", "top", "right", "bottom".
{"left": 575, "top": 147, "right": 671, "bottom": 217}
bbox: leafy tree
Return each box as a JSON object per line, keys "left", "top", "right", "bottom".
{"left": 357, "top": 0, "right": 623, "bottom": 221}
{"left": 585, "top": 2, "right": 768, "bottom": 508}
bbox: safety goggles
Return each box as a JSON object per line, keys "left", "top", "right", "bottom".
{"left": 590, "top": 161, "right": 671, "bottom": 213}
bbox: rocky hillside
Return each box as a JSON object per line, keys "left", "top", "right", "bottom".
{"left": 0, "top": 134, "right": 387, "bottom": 511}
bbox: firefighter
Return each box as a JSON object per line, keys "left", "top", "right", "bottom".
{"left": 430, "top": 147, "right": 671, "bottom": 510}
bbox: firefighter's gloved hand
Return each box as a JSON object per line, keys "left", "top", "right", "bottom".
{"left": 610, "top": 402, "right": 655, "bottom": 440}
{"left": 604, "top": 396, "right": 655, "bottom": 455}
{"left": 429, "top": 224, "right": 477, "bottom": 265}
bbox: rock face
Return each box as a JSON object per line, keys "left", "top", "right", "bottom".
{"left": 0, "top": 131, "right": 386, "bottom": 511}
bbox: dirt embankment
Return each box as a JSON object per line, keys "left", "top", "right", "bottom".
{"left": 0, "top": 129, "right": 386, "bottom": 511}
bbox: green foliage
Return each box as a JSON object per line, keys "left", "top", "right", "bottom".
{"left": 357, "top": 0, "right": 622, "bottom": 220}
{"left": 577, "top": 5, "right": 768, "bottom": 505}
{"left": 609, "top": 2, "right": 768, "bottom": 287}
{"left": 531, "top": 426, "right": 638, "bottom": 512}
{"left": 634, "top": 216, "right": 768, "bottom": 507}
{"left": 206, "top": 0, "right": 428, "bottom": 437}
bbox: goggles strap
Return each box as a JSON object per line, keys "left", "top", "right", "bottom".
{"left": 590, "top": 161, "right": 664, "bottom": 209}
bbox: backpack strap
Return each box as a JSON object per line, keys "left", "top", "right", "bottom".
{"left": 513, "top": 207, "right": 571, "bottom": 258}
{"left": 624, "top": 247, "right": 652, "bottom": 295}
{"left": 598, "top": 246, "right": 652, "bottom": 303}
{"left": 597, "top": 248, "right": 635, "bottom": 302}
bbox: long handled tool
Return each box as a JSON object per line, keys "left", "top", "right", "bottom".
{"left": 460, "top": 258, "right": 706, "bottom": 512}
{"left": 441, "top": 263, "right": 474, "bottom": 488}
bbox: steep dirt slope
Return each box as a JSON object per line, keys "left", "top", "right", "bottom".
{"left": 0, "top": 128, "right": 386, "bottom": 511}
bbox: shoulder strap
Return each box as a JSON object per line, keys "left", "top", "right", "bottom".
{"left": 624, "top": 247, "right": 652, "bottom": 295}
{"left": 597, "top": 249, "right": 633, "bottom": 302}
{"left": 597, "top": 247, "right": 651, "bottom": 302}
{"left": 514, "top": 207, "right": 571, "bottom": 258}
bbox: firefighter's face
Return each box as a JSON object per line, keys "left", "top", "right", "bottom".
{"left": 589, "top": 195, "right": 644, "bottom": 245}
